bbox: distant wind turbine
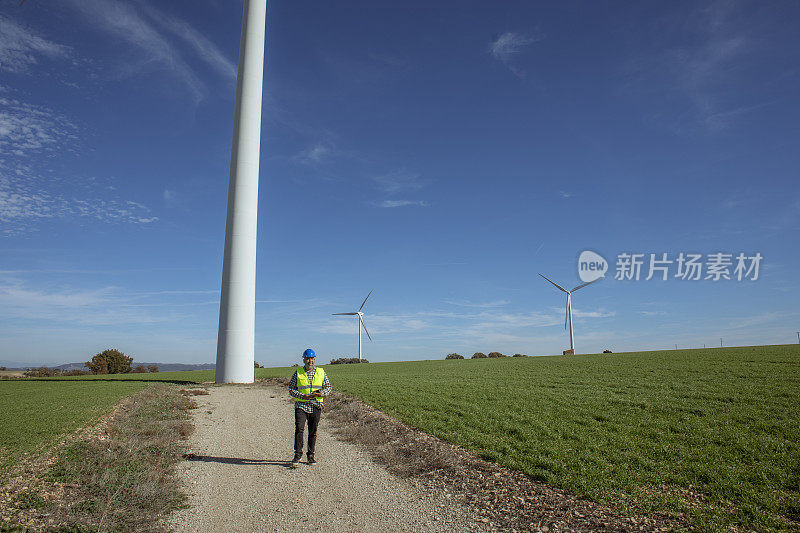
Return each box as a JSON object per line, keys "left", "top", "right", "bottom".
{"left": 332, "top": 289, "right": 374, "bottom": 361}
{"left": 539, "top": 273, "right": 601, "bottom": 354}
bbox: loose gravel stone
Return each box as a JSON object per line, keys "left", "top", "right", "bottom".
{"left": 169, "top": 385, "right": 482, "bottom": 532}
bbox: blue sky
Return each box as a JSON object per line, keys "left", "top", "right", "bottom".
{"left": 1, "top": 0, "right": 799, "bottom": 367}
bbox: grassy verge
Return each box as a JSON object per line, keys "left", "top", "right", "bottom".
{"left": 0, "top": 384, "right": 197, "bottom": 532}
{"left": 259, "top": 345, "right": 800, "bottom": 531}
{"left": 0, "top": 380, "right": 150, "bottom": 482}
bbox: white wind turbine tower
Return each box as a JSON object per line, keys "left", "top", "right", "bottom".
{"left": 332, "top": 289, "right": 374, "bottom": 362}
{"left": 539, "top": 273, "right": 601, "bottom": 354}
{"left": 215, "top": 0, "right": 267, "bottom": 383}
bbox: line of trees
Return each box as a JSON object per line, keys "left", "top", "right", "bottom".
{"left": 445, "top": 352, "right": 529, "bottom": 359}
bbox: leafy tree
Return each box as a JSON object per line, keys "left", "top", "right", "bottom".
{"left": 85, "top": 355, "right": 108, "bottom": 375}
{"left": 85, "top": 349, "right": 133, "bottom": 375}
{"left": 254, "top": 361, "right": 262, "bottom": 368}
{"left": 147, "top": 365, "right": 159, "bottom": 373}
{"left": 132, "top": 365, "right": 147, "bottom": 373}
{"left": 488, "top": 352, "right": 506, "bottom": 358}
{"left": 471, "top": 352, "right": 487, "bottom": 359}
{"left": 445, "top": 353, "right": 464, "bottom": 360}
{"left": 513, "top": 353, "right": 527, "bottom": 357}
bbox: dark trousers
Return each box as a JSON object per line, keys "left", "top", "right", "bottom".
{"left": 294, "top": 406, "right": 321, "bottom": 456}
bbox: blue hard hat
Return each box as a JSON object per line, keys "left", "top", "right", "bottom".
{"left": 302, "top": 348, "right": 316, "bottom": 359}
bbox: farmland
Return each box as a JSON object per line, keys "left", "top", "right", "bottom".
{"left": 2, "top": 345, "right": 797, "bottom": 530}
{"left": 0, "top": 380, "right": 149, "bottom": 480}
{"left": 262, "top": 345, "right": 800, "bottom": 531}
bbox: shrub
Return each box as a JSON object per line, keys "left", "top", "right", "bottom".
{"left": 488, "top": 352, "right": 506, "bottom": 358}
{"left": 603, "top": 349, "right": 613, "bottom": 354}
{"left": 329, "top": 357, "right": 369, "bottom": 365}
{"left": 513, "top": 353, "right": 527, "bottom": 357}
{"left": 471, "top": 352, "right": 487, "bottom": 359}
{"left": 254, "top": 361, "right": 262, "bottom": 368}
{"left": 0, "top": 366, "right": 6, "bottom": 371}
{"left": 148, "top": 365, "right": 159, "bottom": 373}
{"left": 445, "top": 353, "right": 464, "bottom": 360}
{"left": 63, "top": 369, "right": 90, "bottom": 376}
{"left": 132, "top": 365, "right": 148, "bottom": 373}
{"left": 85, "top": 348, "right": 133, "bottom": 375}
{"left": 24, "top": 366, "right": 61, "bottom": 377}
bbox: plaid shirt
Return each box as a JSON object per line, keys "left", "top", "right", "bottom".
{"left": 288, "top": 366, "right": 332, "bottom": 413}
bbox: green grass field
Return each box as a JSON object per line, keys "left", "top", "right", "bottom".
{"left": 2, "top": 346, "right": 797, "bottom": 530}
{"left": 0, "top": 370, "right": 216, "bottom": 481}
{"left": 0, "top": 380, "right": 150, "bottom": 480}
{"left": 261, "top": 345, "right": 800, "bottom": 531}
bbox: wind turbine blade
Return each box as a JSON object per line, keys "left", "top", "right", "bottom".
{"left": 360, "top": 315, "right": 372, "bottom": 341}
{"left": 358, "top": 288, "right": 374, "bottom": 312}
{"left": 539, "top": 273, "right": 568, "bottom": 293}
{"left": 570, "top": 277, "right": 602, "bottom": 292}
{"left": 332, "top": 312, "right": 358, "bottom": 316}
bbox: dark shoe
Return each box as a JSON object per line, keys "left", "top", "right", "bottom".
{"left": 307, "top": 454, "right": 316, "bottom": 465}
{"left": 291, "top": 454, "right": 302, "bottom": 464}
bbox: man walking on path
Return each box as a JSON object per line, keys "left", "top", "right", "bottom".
{"left": 288, "top": 348, "right": 332, "bottom": 464}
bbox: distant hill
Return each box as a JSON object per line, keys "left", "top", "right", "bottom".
{"left": 55, "top": 362, "right": 216, "bottom": 372}
{"left": 0, "top": 361, "right": 215, "bottom": 372}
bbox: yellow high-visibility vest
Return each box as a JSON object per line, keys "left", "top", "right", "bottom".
{"left": 295, "top": 367, "right": 326, "bottom": 404}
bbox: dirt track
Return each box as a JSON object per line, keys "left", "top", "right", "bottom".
{"left": 169, "top": 384, "right": 481, "bottom": 532}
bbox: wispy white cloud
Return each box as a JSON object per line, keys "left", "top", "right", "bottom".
{"left": 489, "top": 31, "right": 543, "bottom": 77}
{"left": 558, "top": 191, "right": 572, "bottom": 199}
{"left": 652, "top": 2, "right": 770, "bottom": 133}
{"left": 371, "top": 169, "right": 423, "bottom": 193}
{"left": 0, "top": 181, "right": 160, "bottom": 234}
{"left": 373, "top": 200, "right": 429, "bottom": 208}
{"left": 318, "top": 314, "right": 430, "bottom": 336}
{"left": 0, "top": 16, "right": 70, "bottom": 73}
{"left": 138, "top": 3, "right": 236, "bottom": 81}
{"left": 0, "top": 98, "right": 157, "bottom": 234}
{"left": 63, "top": 0, "right": 233, "bottom": 101}
{"left": 315, "top": 304, "right": 614, "bottom": 351}
{"left": 722, "top": 311, "right": 785, "bottom": 330}
{"left": 570, "top": 307, "right": 616, "bottom": 319}
{"left": 0, "top": 98, "right": 77, "bottom": 157}
{"left": 293, "top": 143, "right": 333, "bottom": 166}
{"left": 442, "top": 298, "right": 510, "bottom": 308}
{"left": 256, "top": 297, "right": 333, "bottom": 317}
{"left": 369, "top": 169, "right": 429, "bottom": 208}
{"left": 0, "top": 278, "right": 182, "bottom": 326}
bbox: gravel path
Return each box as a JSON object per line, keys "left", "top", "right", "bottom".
{"left": 169, "top": 385, "right": 481, "bottom": 533}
